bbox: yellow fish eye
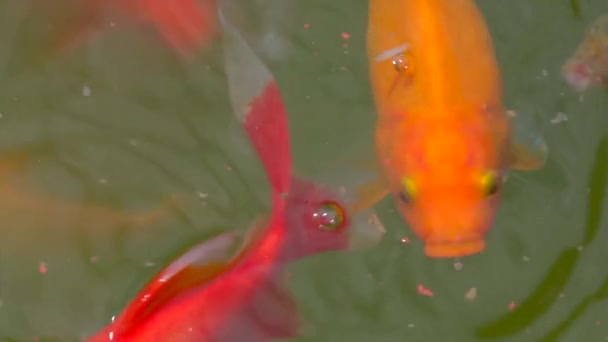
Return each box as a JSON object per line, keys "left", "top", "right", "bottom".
{"left": 480, "top": 171, "right": 501, "bottom": 197}
{"left": 399, "top": 177, "right": 417, "bottom": 204}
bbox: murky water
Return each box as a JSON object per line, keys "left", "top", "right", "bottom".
{"left": 0, "top": 0, "right": 607, "bottom": 341}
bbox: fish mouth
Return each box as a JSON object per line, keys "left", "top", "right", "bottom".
{"left": 424, "top": 239, "right": 486, "bottom": 258}
{"left": 348, "top": 213, "right": 386, "bottom": 251}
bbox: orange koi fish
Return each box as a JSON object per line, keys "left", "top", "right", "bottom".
{"left": 88, "top": 7, "right": 383, "bottom": 341}
{"left": 363, "top": 0, "right": 547, "bottom": 257}
{"left": 46, "top": 0, "right": 219, "bottom": 58}
{"left": 562, "top": 14, "right": 608, "bottom": 91}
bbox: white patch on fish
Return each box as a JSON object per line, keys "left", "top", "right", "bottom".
{"left": 374, "top": 43, "right": 409, "bottom": 62}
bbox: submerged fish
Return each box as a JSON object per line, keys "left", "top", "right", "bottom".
{"left": 562, "top": 14, "right": 608, "bottom": 91}
{"left": 362, "top": 0, "right": 547, "bottom": 257}
{"left": 88, "top": 6, "right": 383, "bottom": 341}
{"left": 45, "top": 0, "right": 219, "bottom": 58}
{"left": 0, "top": 149, "right": 177, "bottom": 230}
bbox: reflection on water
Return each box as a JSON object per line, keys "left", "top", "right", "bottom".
{"left": 0, "top": 0, "right": 608, "bottom": 341}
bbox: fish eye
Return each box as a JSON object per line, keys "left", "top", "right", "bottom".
{"left": 399, "top": 177, "right": 417, "bottom": 204}
{"left": 398, "top": 191, "right": 412, "bottom": 204}
{"left": 480, "top": 171, "right": 502, "bottom": 197}
{"left": 312, "top": 201, "right": 345, "bottom": 231}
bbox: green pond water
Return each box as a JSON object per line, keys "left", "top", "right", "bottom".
{"left": 0, "top": 0, "right": 607, "bottom": 341}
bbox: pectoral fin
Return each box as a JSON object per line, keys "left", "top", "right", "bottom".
{"left": 507, "top": 109, "right": 549, "bottom": 171}
{"left": 350, "top": 177, "right": 390, "bottom": 213}
{"left": 508, "top": 141, "right": 548, "bottom": 171}
{"left": 220, "top": 275, "right": 300, "bottom": 341}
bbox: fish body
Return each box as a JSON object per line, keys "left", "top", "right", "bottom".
{"left": 365, "top": 0, "right": 545, "bottom": 257}
{"left": 88, "top": 7, "right": 383, "bottom": 340}
{"left": 88, "top": 175, "right": 368, "bottom": 342}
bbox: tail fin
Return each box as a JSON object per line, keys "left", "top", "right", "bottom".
{"left": 220, "top": 4, "right": 291, "bottom": 196}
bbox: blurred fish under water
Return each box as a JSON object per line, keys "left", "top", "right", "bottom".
{"left": 562, "top": 13, "right": 608, "bottom": 92}
{"left": 87, "top": 4, "right": 384, "bottom": 341}
{"left": 0, "top": 146, "right": 179, "bottom": 233}
{"left": 360, "top": 0, "right": 548, "bottom": 258}
{"left": 39, "top": 0, "right": 220, "bottom": 59}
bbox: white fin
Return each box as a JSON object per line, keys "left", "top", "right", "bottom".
{"left": 219, "top": 2, "right": 273, "bottom": 123}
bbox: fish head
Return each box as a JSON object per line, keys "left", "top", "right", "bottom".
{"left": 283, "top": 179, "right": 385, "bottom": 260}
{"left": 381, "top": 109, "right": 510, "bottom": 258}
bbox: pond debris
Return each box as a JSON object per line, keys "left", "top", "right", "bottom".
{"left": 464, "top": 287, "right": 477, "bottom": 301}
{"left": 453, "top": 261, "right": 464, "bottom": 271}
{"left": 367, "top": 273, "right": 384, "bottom": 287}
{"left": 82, "top": 84, "right": 92, "bottom": 97}
{"left": 417, "top": 284, "right": 434, "bottom": 297}
{"left": 303, "top": 23, "right": 310, "bottom": 29}
{"left": 144, "top": 261, "right": 156, "bottom": 267}
{"left": 522, "top": 255, "right": 530, "bottom": 262}
{"left": 562, "top": 14, "right": 608, "bottom": 92}
{"left": 38, "top": 262, "right": 48, "bottom": 274}
{"left": 400, "top": 236, "right": 410, "bottom": 244}
{"left": 197, "top": 192, "right": 209, "bottom": 206}
{"left": 341, "top": 32, "right": 351, "bottom": 48}
{"left": 550, "top": 112, "right": 568, "bottom": 124}
{"left": 535, "top": 68, "right": 549, "bottom": 80}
